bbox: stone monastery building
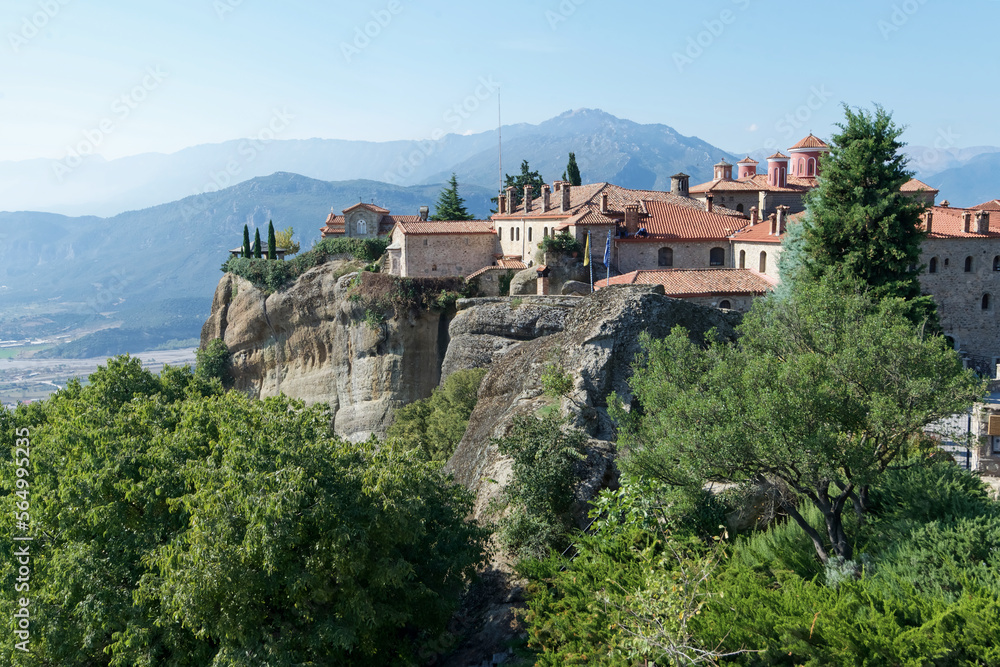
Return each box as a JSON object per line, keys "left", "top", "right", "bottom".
{"left": 319, "top": 133, "right": 1000, "bottom": 378}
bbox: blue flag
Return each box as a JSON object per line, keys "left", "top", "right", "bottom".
{"left": 603, "top": 232, "right": 611, "bottom": 267}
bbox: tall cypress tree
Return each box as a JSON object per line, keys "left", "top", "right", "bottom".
{"left": 267, "top": 220, "right": 277, "bottom": 260}
{"left": 242, "top": 225, "right": 252, "bottom": 258}
{"left": 566, "top": 152, "right": 582, "bottom": 186}
{"left": 796, "top": 104, "right": 936, "bottom": 326}
{"left": 430, "top": 173, "right": 475, "bottom": 221}
{"left": 253, "top": 229, "right": 262, "bottom": 259}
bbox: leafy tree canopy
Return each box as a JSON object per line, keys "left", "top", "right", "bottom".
{"left": 614, "top": 280, "right": 984, "bottom": 564}
{"left": 492, "top": 159, "right": 546, "bottom": 211}
{"left": 565, "top": 152, "right": 582, "bottom": 186}
{"left": 274, "top": 226, "right": 300, "bottom": 255}
{"left": 430, "top": 173, "right": 475, "bottom": 221}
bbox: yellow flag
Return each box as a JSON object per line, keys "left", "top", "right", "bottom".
{"left": 583, "top": 232, "right": 590, "bottom": 266}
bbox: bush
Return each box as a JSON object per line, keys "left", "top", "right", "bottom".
{"left": 195, "top": 337, "right": 232, "bottom": 387}
{"left": 222, "top": 237, "right": 390, "bottom": 292}
{"left": 539, "top": 230, "right": 583, "bottom": 256}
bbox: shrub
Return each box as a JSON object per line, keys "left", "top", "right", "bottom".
{"left": 194, "top": 338, "right": 232, "bottom": 387}
{"left": 539, "top": 230, "right": 583, "bottom": 256}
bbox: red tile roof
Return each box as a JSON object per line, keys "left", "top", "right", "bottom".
{"left": 596, "top": 269, "right": 775, "bottom": 296}
{"left": 618, "top": 199, "right": 749, "bottom": 241}
{"left": 690, "top": 173, "right": 814, "bottom": 194}
{"left": 466, "top": 259, "right": 528, "bottom": 281}
{"left": 767, "top": 152, "right": 790, "bottom": 160}
{"left": 730, "top": 211, "right": 807, "bottom": 244}
{"left": 343, "top": 202, "right": 390, "bottom": 214}
{"left": 395, "top": 220, "right": 494, "bottom": 235}
{"left": 925, "top": 206, "right": 999, "bottom": 239}
{"left": 900, "top": 178, "right": 939, "bottom": 193}
{"left": 737, "top": 156, "right": 759, "bottom": 164}
{"left": 972, "top": 199, "right": 1000, "bottom": 211}
{"left": 321, "top": 214, "right": 422, "bottom": 237}
{"left": 789, "top": 134, "right": 829, "bottom": 150}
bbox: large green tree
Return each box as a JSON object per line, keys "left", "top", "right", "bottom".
{"left": 430, "top": 173, "right": 475, "bottom": 221}
{"left": 614, "top": 280, "right": 983, "bottom": 564}
{"left": 267, "top": 219, "right": 277, "bottom": 259}
{"left": 565, "top": 152, "right": 582, "bottom": 186}
{"left": 793, "top": 104, "right": 935, "bottom": 325}
{"left": 252, "top": 228, "right": 262, "bottom": 258}
{"left": 242, "top": 224, "right": 252, "bottom": 258}
{"left": 492, "top": 159, "right": 546, "bottom": 211}
{"left": 1, "top": 356, "right": 487, "bottom": 665}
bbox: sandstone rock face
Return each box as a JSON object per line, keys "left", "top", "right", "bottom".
{"left": 200, "top": 263, "right": 448, "bottom": 442}
{"left": 445, "top": 285, "right": 742, "bottom": 524}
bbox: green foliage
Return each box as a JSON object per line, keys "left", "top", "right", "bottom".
{"left": 565, "top": 152, "right": 582, "bottom": 186}
{"left": 539, "top": 230, "right": 583, "bottom": 256}
{"left": 431, "top": 173, "right": 475, "bottom": 221}
{"left": 267, "top": 219, "right": 277, "bottom": 259}
{"left": 194, "top": 337, "right": 232, "bottom": 387}
{"left": 491, "top": 159, "right": 546, "bottom": 211}
{"left": 0, "top": 356, "right": 487, "bottom": 665}
{"left": 540, "top": 362, "right": 573, "bottom": 400}
{"left": 252, "top": 228, "right": 262, "bottom": 258}
{"left": 273, "top": 225, "right": 300, "bottom": 255}
{"left": 796, "top": 104, "right": 936, "bottom": 326}
{"left": 615, "top": 280, "right": 984, "bottom": 562}
{"left": 491, "top": 414, "right": 587, "bottom": 560}
{"left": 498, "top": 269, "right": 514, "bottom": 297}
{"left": 241, "top": 223, "right": 251, "bottom": 258}
{"left": 347, "top": 271, "right": 474, "bottom": 322}
{"left": 387, "top": 368, "right": 487, "bottom": 462}
{"left": 221, "top": 236, "right": 389, "bottom": 292}
{"left": 363, "top": 308, "right": 386, "bottom": 330}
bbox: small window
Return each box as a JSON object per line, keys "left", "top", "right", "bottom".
{"left": 432, "top": 264, "right": 437, "bottom": 272}
{"left": 736, "top": 203, "right": 744, "bottom": 213}
{"left": 510, "top": 227, "right": 515, "bottom": 241}
{"left": 965, "top": 256, "right": 974, "bottom": 273}
{"left": 945, "top": 258, "right": 950, "bottom": 267}
{"left": 807, "top": 158, "right": 816, "bottom": 176}
{"left": 516, "top": 228, "right": 520, "bottom": 241}
{"left": 739, "top": 250, "right": 746, "bottom": 269}
{"left": 423, "top": 239, "right": 428, "bottom": 246}
{"left": 994, "top": 256, "right": 1000, "bottom": 271}
{"left": 658, "top": 247, "right": 674, "bottom": 267}
{"left": 528, "top": 227, "right": 533, "bottom": 242}
{"left": 929, "top": 257, "right": 938, "bottom": 273}
{"left": 544, "top": 227, "right": 549, "bottom": 238}
{"left": 710, "top": 247, "right": 725, "bottom": 267}
{"left": 357, "top": 219, "right": 367, "bottom": 235}
{"left": 983, "top": 294, "right": 991, "bottom": 311}
{"left": 759, "top": 251, "right": 767, "bottom": 273}
{"left": 719, "top": 300, "right": 732, "bottom": 310}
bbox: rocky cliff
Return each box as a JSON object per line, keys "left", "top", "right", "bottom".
{"left": 201, "top": 262, "right": 450, "bottom": 442}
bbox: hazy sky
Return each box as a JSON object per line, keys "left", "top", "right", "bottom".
{"left": 2, "top": 0, "right": 996, "bottom": 162}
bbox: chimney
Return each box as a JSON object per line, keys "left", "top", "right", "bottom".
{"left": 541, "top": 184, "right": 550, "bottom": 212}
{"left": 749, "top": 206, "right": 759, "bottom": 225}
{"left": 671, "top": 172, "right": 690, "bottom": 198}
{"left": 498, "top": 194, "right": 507, "bottom": 215}
{"left": 706, "top": 193, "right": 714, "bottom": 213}
{"left": 776, "top": 206, "right": 788, "bottom": 234}
{"left": 977, "top": 210, "right": 991, "bottom": 234}
{"left": 419, "top": 206, "right": 429, "bottom": 221}
{"left": 561, "top": 183, "right": 571, "bottom": 212}
{"left": 536, "top": 265, "right": 551, "bottom": 295}
{"left": 601, "top": 191, "right": 610, "bottom": 214}
{"left": 768, "top": 213, "right": 778, "bottom": 236}
{"left": 963, "top": 211, "right": 972, "bottom": 233}
{"left": 524, "top": 184, "right": 533, "bottom": 213}
{"left": 624, "top": 204, "right": 640, "bottom": 237}
{"left": 505, "top": 186, "right": 517, "bottom": 215}
{"left": 924, "top": 210, "right": 934, "bottom": 233}
{"left": 554, "top": 181, "right": 563, "bottom": 192}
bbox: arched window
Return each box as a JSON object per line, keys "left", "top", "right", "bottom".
{"left": 807, "top": 158, "right": 816, "bottom": 176}
{"left": 658, "top": 247, "right": 674, "bottom": 267}
{"left": 543, "top": 227, "right": 548, "bottom": 238}
{"left": 719, "top": 300, "right": 732, "bottom": 310}
{"left": 929, "top": 257, "right": 938, "bottom": 273}
{"left": 799, "top": 158, "right": 805, "bottom": 175}
{"left": 945, "top": 336, "right": 956, "bottom": 350}
{"left": 356, "top": 218, "right": 367, "bottom": 235}
{"left": 994, "top": 256, "right": 1000, "bottom": 271}
{"left": 510, "top": 227, "right": 515, "bottom": 241}
{"left": 759, "top": 251, "right": 767, "bottom": 273}
{"left": 516, "top": 227, "right": 520, "bottom": 241}
{"left": 709, "top": 247, "right": 725, "bottom": 266}
{"left": 965, "top": 256, "right": 973, "bottom": 272}
{"left": 736, "top": 203, "right": 744, "bottom": 213}
{"left": 528, "top": 227, "right": 532, "bottom": 242}
{"left": 984, "top": 294, "right": 992, "bottom": 311}
{"left": 739, "top": 250, "right": 746, "bottom": 269}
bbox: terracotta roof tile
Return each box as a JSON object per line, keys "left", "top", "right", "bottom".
{"left": 767, "top": 152, "right": 790, "bottom": 160}
{"left": 789, "top": 134, "right": 829, "bottom": 150}
{"left": 618, "top": 199, "right": 748, "bottom": 241}
{"left": 465, "top": 260, "right": 528, "bottom": 280}
{"left": 596, "top": 268, "right": 775, "bottom": 296}
{"left": 737, "top": 155, "right": 759, "bottom": 164}
{"left": 925, "top": 206, "right": 998, "bottom": 239}
{"left": 972, "top": 199, "right": 1000, "bottom": 211}
{"left": 690, "top": 173, "right": 814, "bottom": 194}
{"left": 343, "top": 202, "right": 390, "bottom": 214}
{"left": 395, "top": 220, "right": 494, "bottom": 235}
{"left": 901, "top": 178, "right": 939, "bottom": 193}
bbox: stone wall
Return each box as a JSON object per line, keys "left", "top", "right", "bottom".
{"left": 617, "top": 239, "right": 730, "bottom": 273}
{"left": 399, "top": 232, "right": 497, "bottom": 278}
{"left": 732, "top": 241, "right": 783, "bottom": 282}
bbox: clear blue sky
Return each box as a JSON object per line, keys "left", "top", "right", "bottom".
{"left": 2, "top": 0, "right": 997, "bottom": 161}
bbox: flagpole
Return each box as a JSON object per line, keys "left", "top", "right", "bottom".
{"left": 588, "top": 231, "right": 594, "bottom": 293}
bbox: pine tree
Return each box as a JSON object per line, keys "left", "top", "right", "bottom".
{"left": 796, "top": 104, "right": 936, "bottom": 326}
{"left": 430, "top": 173, "right": 475, "bottom": 221}
{"left": 253, "top": 229, "right": 262, "bottom": 259}
{"left": 242, "top": 225, "right": 252, "bottom": 258}
{"left": 566, "top": 152, "right": 582, "bottom": 186}
{"left": 267, "top": 220, "right": 277, "bottom": 260}
{"left": 491, "top": 160, "right": 546, "bottom": 212}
